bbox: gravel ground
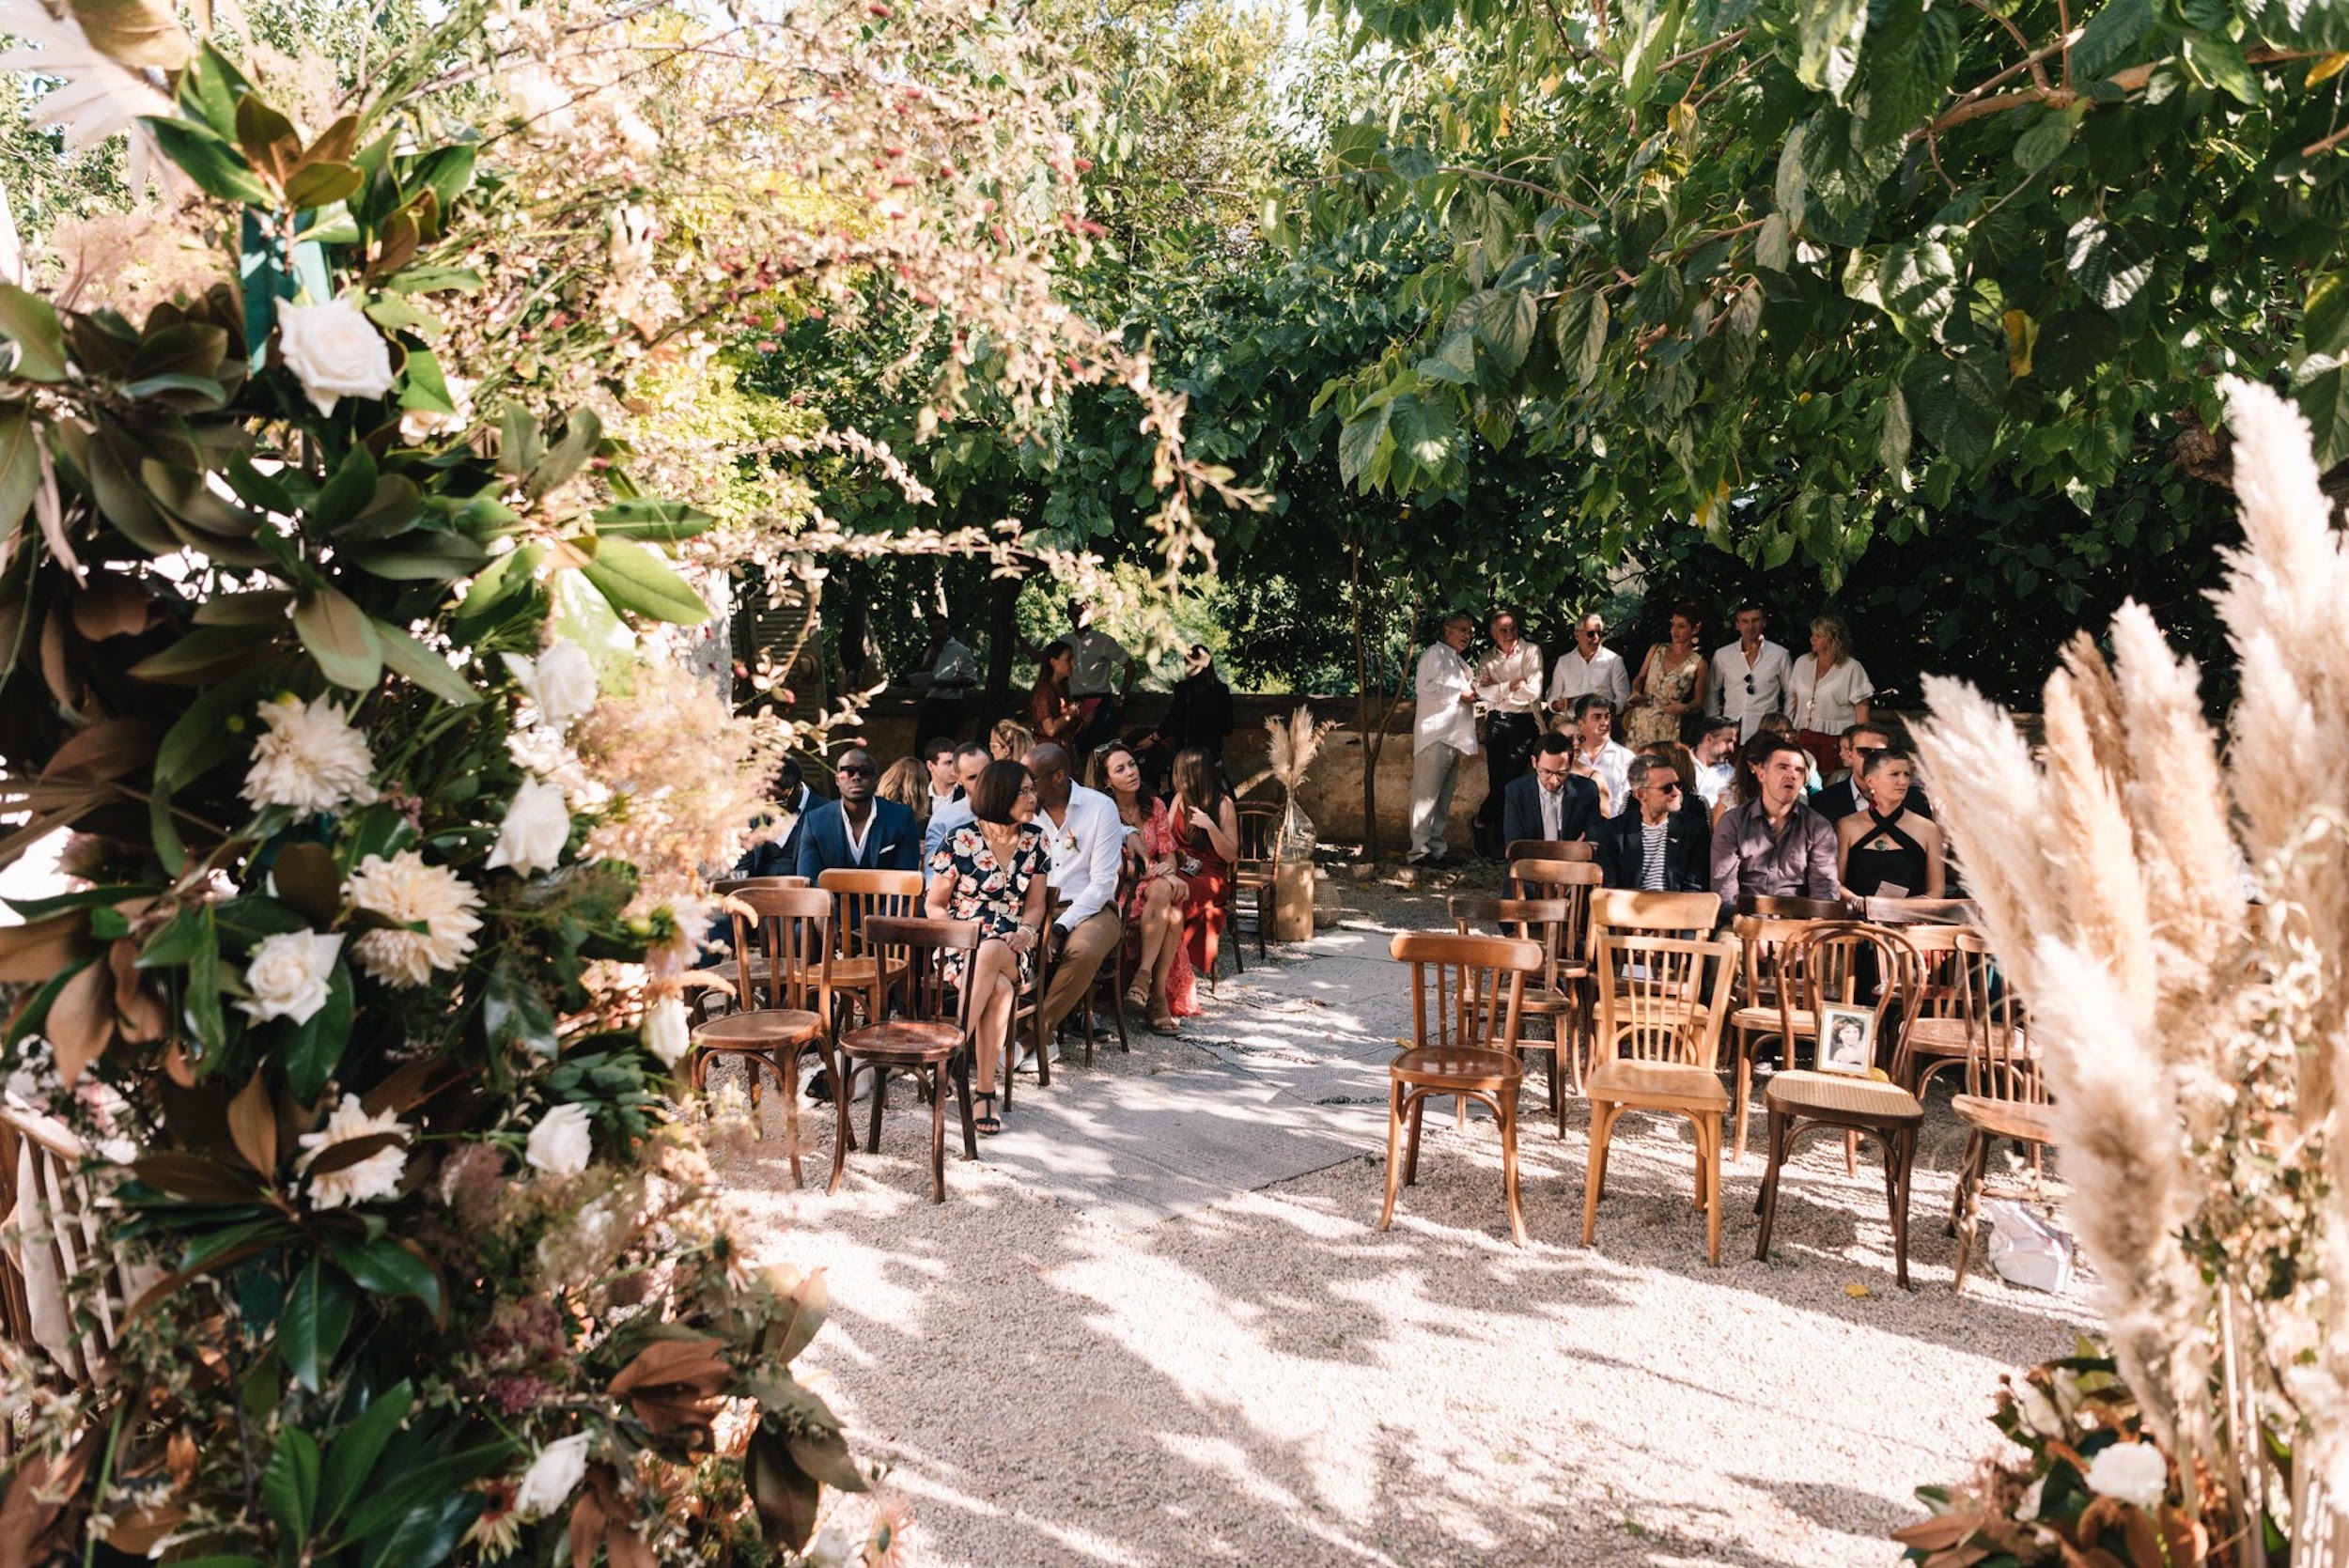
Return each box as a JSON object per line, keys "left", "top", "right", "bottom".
{"left": 713, "top": 869, "right": 2097, "bottom": 1566}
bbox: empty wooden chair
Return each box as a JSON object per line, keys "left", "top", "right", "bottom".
{"left": 1753, "top": 923, "right": 1929, "bottom": 1288}
{"left": 1949, "top": 937, "right": 2050, "bottom": 1293}
{"left": 1590, "top": 888, "right": 1720, "bottom": 940}
{"left": 692, "top": 886, "right": 835, "bottom": 1188}
{"left": 1894, "top": 924, "right": 1981, "bottom": 1100}
{"left": 1506, "top": 839, "right": 1595, "bottom": 865}
{"left": 1234, "top": 800, "right": 1282, "bottom": 959}
{"left": 1506, "top": 859, "right": 1602, "bottom": 1093}
{"left": 1451, "top": 896, "right": 1576, "bottom": 1135}
{"left": 1726, "top": 913, "right": 1828, "bottom": 1161}
{"left": 828, "top": 917, "right": 982, "bottom": 1203}
{"left": 816, "top": 868, "right": 921, "bottom": 1030}
{"left": 1380, "top": 932, "right": 1544, "bottom": 1246}
{"left": 1582, "top": 930, "right": 1739, "bottom": 1264}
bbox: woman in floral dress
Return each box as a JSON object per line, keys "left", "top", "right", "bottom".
{"left": 923, "top": 758, "right": 1047, "bottom": 1134}
{"left": 1093, "top": 742, "right": 1193, "bottom": 1032}
{"left": 1624, "top": 601, "right": 1710, "bottom": 751}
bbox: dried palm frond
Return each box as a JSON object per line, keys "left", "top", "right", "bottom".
{"left": 1237, "top": 703, "right": 1339, "bottom": 798}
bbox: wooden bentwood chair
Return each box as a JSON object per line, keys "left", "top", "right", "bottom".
{"left": 1234, "top": 800, "right": 1282, "bottom": 960}
{"left": 1451, "top": 895, "right": 1576, "bottom": 1135}
{"left": 1506, "top": 838, "right": 1596, "bottom": 866}
{"left": 1000, "top": 887, "right": 1060, "bottom": 1110}
{"left": 814, "top": 868, "right": 920, "bottom": 1032}
{"left": 692, "top": 886, "right": 837, "bottom": 1188}
{"left": 1073, "top": 857, "right": 1138, "bottom": 1063}
{"left": 1380, "top": 932, "right": 1544, "bottom": 1246}
{"left": 1505, "top": 858, "right": 1603, "bottom": 1097}
{"left": 829, "top": 917, "right": 982, "bottom": 1203}
{"left": 1582, "top": 929, "right": 1740, "bottom": 1265}
{"left": 1753, "top": 923, "right": 1930, "bottom": 1288}
{"left": 1948, "top": 934, "right": 2051, "bottom": 1293}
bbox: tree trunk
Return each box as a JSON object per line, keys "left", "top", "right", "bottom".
{"left": 1352, "top": 543, "right": 1381, "bottom": 863}
{"left": 984, "top": 571, "right": 1020, "bottom": 723}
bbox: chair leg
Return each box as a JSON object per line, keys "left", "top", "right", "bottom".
{"left": 1952, "top": 1132, "right": 1987, "bottom": 1294}
{"left": 1034, "top": 997, "right": 1051, "bottom": 1089}
{"left": 1731, "top": 1032, "right": 1753, "bottom": 1161}
{"left": 1548, "top": 1041, "right": 1564, "bottom": 1140}
{"left": 1701, "top": 1113, "right": 1722, "bottom": 1267}
{"left": 928, "top": 1064, "right": 949, "bottom": 1204}
{"left": 1890, "top": 1124, "right": 1918, "bottom": 1291}
{"left": 1582, "top": 1100, "right": 1616, "bottom": 1247}
{"left": 1500, "top": 1094, "right": 1526, "bottom": 1247}
{"left": 1379, "top": 1080, "right": 1406, "bottom": 1231}
{"left": 866, "top": 1063, "right": 888, "bottom": 1153}
{"left": 955, "top": 1051, "right": 978, "bottom": 1158}
{"left": 827, "top": 1054, "right": 856, "bottom": 1196}
{"left": 780, "top": 1048, "right": 803, "bottom": 1189}
{"left": 1754, "top": 1110, "right": 1790, "bottom": 1262}
{"left": 1403, "top": 1094, "right": 1427, "bottom": 1188}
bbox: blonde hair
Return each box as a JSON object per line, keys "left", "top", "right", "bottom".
{"left": 1810, "top": 613, "right": 1852, "bottom": 660}
{"left": 989, "top": 719, "right": 1034, "bottom": 760}
{"left": 876, "top": 755, "right": 926, "bottom": 817}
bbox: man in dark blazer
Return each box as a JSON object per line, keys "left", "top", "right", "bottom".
{"left": 731, "top": 759, "right": 818, "bottom": 879}
{"left": 1812, "top": 723, "right": 1934, "bottom": 823}
{"left": 795, "top": 748, "right": 920, "bottom": 879}
{"left": 1595, "top": 753, "right": 1711, "bottom": 892}
{"left": 1500, "top": 733, "right": 1601, "bottom": 849}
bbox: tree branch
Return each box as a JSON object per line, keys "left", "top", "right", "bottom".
{"left": 1964, "top": 0, "right": 2051, "bottom": 94}
{"left": 1657, "top": 26, "right": 1749, "bottom": 73}
{"left": 1914, "top": 46, "right": 2317, "bottom": 140}
{"left": 1433, "top": 164, "right": 1604, "bottom": 218}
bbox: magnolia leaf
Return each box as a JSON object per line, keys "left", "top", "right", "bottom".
{"left": 316, "top": 1382, "right": 414, "bottom": 1527}
{"left": 281, "top": 963, "right": 351, "bottom": 1102}
{"left": 283, "top": 160, "right": 362, "bottom": 210}
{"left": 591, "top": 498, "right": 713, "bottom": 542}
{"left": 280, "top": 1261, "right": 354, "bottom": 1393}
{"left": 67, "top": 0, "right": 194, "bottom": 69}
{"left": 0, "top": 286, "right": 67, "bottom": 382}
{"left": 259, "top": 1429, "right": 319, "bottom": 1544}
{"left": 226, "top": 1070, "right": 276, "bottom": 1175}
{"left": 293, "top": 587, "right": 382, "bottom": 691}
{"left": 145, "top": 118, "right": 274, "bottom": 207}
{"left": 372, "top": 619, "right": 477, "bottom": 706}
{"left": 579, "top": 537, "right": 707, "bottom": 625}
{"left": 527, "top": 407, "right": 602, "bottom": 500}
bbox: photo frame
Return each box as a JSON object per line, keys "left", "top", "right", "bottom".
{"left": 1815, "top": 1004, "right": 1876, "bottom": 1076}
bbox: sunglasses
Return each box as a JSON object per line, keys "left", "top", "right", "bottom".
{"left": 1648, "top": 781, "right": 1684, "bottom": 795}
{"left": 1745, "top": 675, "right": 1755, "bottom": 692}
{"left": 838, "top": 765, "right": 876, "bottom": 778}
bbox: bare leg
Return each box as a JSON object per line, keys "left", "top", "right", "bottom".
{"left": 1134, "top": 877, "right": 1177, "bottom": 992}
{"left": 1150, "top": 901, "right": 1183, "bottom": 996}
{"left": 967, "top": 941, "right": 1019, "bottom": 1095}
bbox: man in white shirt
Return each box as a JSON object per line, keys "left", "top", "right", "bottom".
{"left": 1546, "top": 613, "right": 1629, "bottom": 721}
{"left": 1023, "top": 744, "right": 1126, "bottom": 1047}
{"left": 1408, "top": 613, "right": 1479, "bottom": 865}
{"left": 1708, "top": 601, "right": 1792, "bottom": 740}
{"left": 910, "top": 609, "right": 979, "bottom": 743}
{"left": 1568, "top": 694, "right": 1638, "bottom": 818}
{"left": 1065, "top": 598, "right": 1136, "bottom": 755}
{"left": 1691, "top": 717, "right": 1740, "bottom": 809}
{"left": 921, "top": 737, "right": 961, "bottom": 814}
{"left": 1471, "top": 608, "right": 1544, "bottom": 857}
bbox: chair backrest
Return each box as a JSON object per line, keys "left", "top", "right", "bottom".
{"left": 1449, "top": 896, "right": 1569, "bottom": 988}
{"left": 1736, "top": 893, "right": 1859, "bottom": 921}
{"left": 1591, "top": 888, "right": 1719, "bottom": 939}
{"left": 818, "top": 868, "right": 923, "bottom": 957}
{"left": 0, "top": 1104, "right": 110, "bottom": 1389}
{"left": 863, "top": 916, "right": 982, "bottom": 1033}
{"left": 1235, "top": 800, "right": 1281, "bottom": 864}
{"left": 1780, "top": 922, "right": 1922, "bottom": 1077}
{"left": 1954, "top": 931, "right": 2038, "bottom": 1104}
{"left": 1897, "top": 924, "right": 1971, "bottom": 1029}
{"left": 712, "top": 876, "right": 810, "bottom": 897}
{"left": 1388, "top": 931, "right": 1541, "bottom": 1056}
{"left": 1731, "top": 914, "right": 1829, "bottom": 1013}
{"left": 1593, "top": 933, "right": 1738, "bottom": 1070}
{"left": 1507, "top": 859, "right": 1602, "bottom": 965}
{"left": 1507, "top": 838, "right": 1595, "bottom": 864}
{"left": 725, "top": 886, "right": 833, "bottom": 1016}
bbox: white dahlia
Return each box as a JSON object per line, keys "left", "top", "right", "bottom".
{"left": 347, "top": 850, "right": 484, "bottom": 986}
{"left": 295, "top": 1094, "right": 411, "bottom": 1209}
{"left": 241, "top": 693, "right": 378, "bottom": 815}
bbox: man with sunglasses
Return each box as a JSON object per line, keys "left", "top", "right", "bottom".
{"left": 1545, "top": 612, "right": 1628, "bottom": 720}
{"left": 795, "top": 746, "right": 921, "bottom": 879}
{"left": 1708, "top": 601, "right": 1792, "bottom": 740}
{"left": 1595, "top": 754, "right": 1710, "bottom": 891}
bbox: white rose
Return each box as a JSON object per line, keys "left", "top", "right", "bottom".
{"left": 2012, "top": 1379, "right": 2062, "bottom": 1439}
{"left": 2083, "top": 1442, "right": 2169, "bottom": 1509}
{"left": 238, "top": 930, "right": 343, "bottom": 1025}
{"left": 505, "top": 640, "right": 598, "bottom": 725}
{"left": 277, "top": 299, "right": 397, "bottom": 416}
{"left": 643, "top": 995, "right": 691, "bottom": 1066}
{"left": 486, "top": 778, "right": 570, "bottom": 877}
{"left": 513, "top": 1432, "right": 593, "bottom": 1520}
{"left": 2015, "top": 1476, "right": 2045, "bottom": 1522}
{"left": 524, "top": 1102, "right": 594, "bottom": 1178}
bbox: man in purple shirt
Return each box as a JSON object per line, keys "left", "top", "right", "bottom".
{"left": 1710, "top": 733, "right": 1842, "bottom": 916}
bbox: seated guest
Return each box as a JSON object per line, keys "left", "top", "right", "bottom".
{"left": 877, "top": 755, "right": 929, "bottom": 827}
{"left": 990, "top": 719, "right": 1034, "bottom": 761}
{"left": 1567, "top": 694, "right": 1637, "bottom": 817}
{"left": 732, "top": 758, "right": 818, "bottom": 878}
{"left": 1021, "top": 743, "right": 1125, "bottom": 1048}
{"left": 1501, "top": 732, "right": 1601, "bottom": 846}
{"left": 1815, "top": 722, "right": 1936, "bottom": 823}
{"left": 795, "top": 747, "right": 920, "bottom": 880}
{"left": 1755, "top": 711, "right": 1822, "bottom": 791}
{"left": 1596, "top": 754, "right": 1710, "bottom": 892}
{"left": 924, "top": 742, "right": 992, "bottom": 868}
{"left": 924, "top": 760, "right": 1048, "bottom": 1135}
{"left": 1170, "top": 747, "right": 1240, "bottom": 1001}
{"left": 1095, "top": 741, "right": 1193, "bottom": 1028}
{"left": 1710, "top": 734, "right": 1842, "bottom": 915}
{"left": 1836, "top": 746, "right": 1945, "bottom": 898}
{"left": 920, "top": 737, "right": 962, "bottom": 816}
{"left": 1688, "top": 717, "right": 1740, "bottom": 809}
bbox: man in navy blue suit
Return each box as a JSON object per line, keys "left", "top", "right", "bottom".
{"left": 795, "top": 748, "right": 921, "bottom": 879}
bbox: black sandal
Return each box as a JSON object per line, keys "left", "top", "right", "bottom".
{"left": 973, "top": 1092, "right": 1003, "bottom": 1136}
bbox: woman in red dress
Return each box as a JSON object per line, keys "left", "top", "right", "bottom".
{"left": 1168, "top": 747, "right": 1239, "bottom": 996}
{"left": 1094, "top": 742, "right": 1193, "bottom": 1032}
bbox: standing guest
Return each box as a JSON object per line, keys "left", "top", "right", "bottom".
{"left": 1708, "top": 601, "right": 1792, "bottom": 740}
{"left": 1472, "top": 608, "right": 1546, "bottom": 857}
{"left": 1022, "top": 744, "right": 1126, "bottom": 1046}
{"left": 924, "top": 760, "right": 1048, "bottom": 1135}
{"left": 1568, "top": 694, "right": 1637, "bottom": 818}
{"left": 1158, "top": 644, "right": 1236, "bottom": 763}
{"left": 921, "top": 737, "right": 962, "bottom": 816}
{"left": 1408, "top": 613, "right": 1479, "bottom": 867}
{"left": 990, "top": 719, "right": 1034, "bottom": 761}
{"left": 1836, "top": 747, "right": 1945, "bottom": 898}
{"left": 1501, "top": 732, "right": 1601, "bottom": 846}
{"left": 1546, "top": 612, "right": 1629, "bottom": 722}
{"left": 1066, "top": 598, "right": 1137, "bottom": 755}
{"left": 924, "top": 742, "right": 993, "bottom": 867}
{"left": 1095, "top": 742, "right": 1194, "bottom": 1031}
{"left": 1710, "top": 734, "right": 1843, "bottom": 915}
{"left": 795, "top": 748, "right": 921, "bottom": 880}
{"left": 877, "top": 756, "right": 930, "bottom": 827}
{"left": 909, "top": 609, "right": 979, "bottom": 743}
{"left": 1596, "top": 754, "right": 1711, "bottom": 892}
{"left": 1029, "top": 641, "right": 1080, "bottom": 749}
{"left": 1689, "top": 718, "right": 1741, "bottom": 810}
{"left": 1624, "top": 602, "right": 1710, "bottom": 751}
{"left": 1169, "top": 747, "right": 1240, "bottom": 989}
{"left": 1787, "top": 613, "right": 1873, "bottom": 775}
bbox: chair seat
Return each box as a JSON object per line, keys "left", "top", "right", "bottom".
{"left": 1391, "top": 1046, "right": 1524, "bottom": 1087}
{"left": 838, "top": 1021, "right": 964, "bottom": 1062}
{"left": 1234, "top": 867, "right": 1276, "bottom": 889}
{"left": 1952, "top": 1094, "right": 2058, "bottom": 1144}
{"left": 829, "top": 955, "right": 908, "bottom": 988}
{"left": 1766, "top": 1070, "right": 1924, "bottom": 1124}
{"left": 1519, "top": 986, "right": 1578, "bottom": 1015}
{"left": 1730, "top": 1004, "right": 1813, "bottom": 1035}
{"left": 695, "top": 1009, "right": 821, "bottom": 1048}
{"left": 1586, "top": 1059, "right": 1729, "bottom": 1110}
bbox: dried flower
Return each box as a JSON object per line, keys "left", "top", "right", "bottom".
{"left": 277, "top": 299, "right": 397, "bottom": 415}
{"left": 295, "top": 1094, "right": 411, "bottom": 1209}
{"left": 513, "top": 1432, "right": 593, "bottom": 1519}
{"left": 506, "top": 640, "right": 598, "bottom": 725}
{"left": 347, "top": 851, "right": 485, "bottom": 986}
{"left": 525, "top": 1103, "right": 594, "bottom": 1178}
{"left": 237, "top": 930, "right": 342, "bottom": 1024}
{"left": 241, "top": 693, "right": 377, "bottom": 815}
{"left": 643, "top": 995, "right": 690, "bottom": 1067}
{"left": 2082, "top": 1442, "right": 2169, "bottom": 1509}
{"left": 487, "top": 778, "right": 570, "bottom": 877}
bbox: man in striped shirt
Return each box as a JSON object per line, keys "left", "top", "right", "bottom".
{"left": 1595, "top": 754, "right": 1710, "bottom": 893}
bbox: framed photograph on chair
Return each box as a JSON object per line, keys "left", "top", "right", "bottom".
{"left": 1816, "top": 1005, "right": 1875, "bottom": 1076}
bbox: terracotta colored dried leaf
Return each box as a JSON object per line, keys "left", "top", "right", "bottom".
{"left": 109, "top": 939, "right": 165, "bottom": 1044}
{"left": 40, "top": 717, "right": 158, "bottom": 782}
{"left": 300, "top": 1130, "right": 405, "bottom": 1178}
{"left": 0, "top": 915, "right": 87, "bottom": 985}
{"left": 69, "top": 577, "right": 156, "bottom": 641}
{"left": 608, "top": 1336, "right": 731, "bottom": 1401}
{"left": 47, "top": 958, "right": 114, "bottom": 1087}
{"left": 226, "top": 1071, "right": 275, "bottom": 1176}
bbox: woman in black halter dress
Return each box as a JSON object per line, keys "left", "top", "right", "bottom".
{"left": 1835, "top": 748, "right": 1944, "bottom": 898}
